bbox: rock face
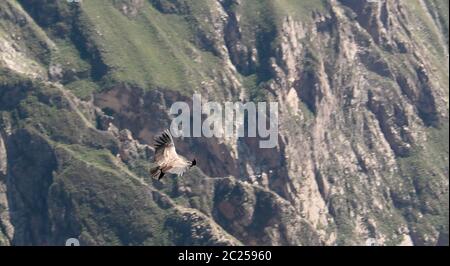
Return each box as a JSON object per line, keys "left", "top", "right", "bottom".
{"left": 0, "top": 0, "right": 448, "bottom": 246}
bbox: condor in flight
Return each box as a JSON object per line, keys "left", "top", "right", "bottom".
{"left": 150, "top": 129, "right": 196, "bottom": 180}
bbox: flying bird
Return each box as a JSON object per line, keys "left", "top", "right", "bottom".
{"left": 150, "top": 129, "right": 196, "bottom": 180}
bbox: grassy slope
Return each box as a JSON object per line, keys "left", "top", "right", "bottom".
{"left": 79, "top": 0, "right": 223, "bottom": 92}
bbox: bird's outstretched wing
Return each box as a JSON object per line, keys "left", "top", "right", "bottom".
{"left": 153, "top": 129, "right": 178, "bottom": 165}
{"left": 169, "top": 158, "right": 191, "bottom": 176}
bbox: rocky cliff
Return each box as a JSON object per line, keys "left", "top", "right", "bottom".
{"left": 0, "top": 0, "right": 448, "bottom": 246}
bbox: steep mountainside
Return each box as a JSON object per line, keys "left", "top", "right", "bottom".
{"left": 0, "top": 0, "right": 448, "bottom": 245}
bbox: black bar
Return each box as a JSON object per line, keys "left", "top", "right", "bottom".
{"left": 0, "top": 246, "right": 447, "bottom": 265}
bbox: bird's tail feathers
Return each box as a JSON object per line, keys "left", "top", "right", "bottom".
{"left": 150, "top": 166, "right": 161, "bottom": 178}
{"left": 150, "top": 166, "right": 166, "bottom": 180}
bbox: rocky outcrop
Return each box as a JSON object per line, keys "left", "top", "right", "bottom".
{"left": 0, "top": 133, "right": 13, "bottom": 245}
{"left": 165, "top": 208, "right": 242, "bottom": 246}
{"left": 0, "top": 134, "right": 6, "bottom": 176}
{"left": 212, "top": 177, "right": 323, "bottom": 245}
{"left": 113, "top": 0, "right": 144, "bottom": 17}
{"left": 5, "top": 129, "right": 56, "bottom": 245}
